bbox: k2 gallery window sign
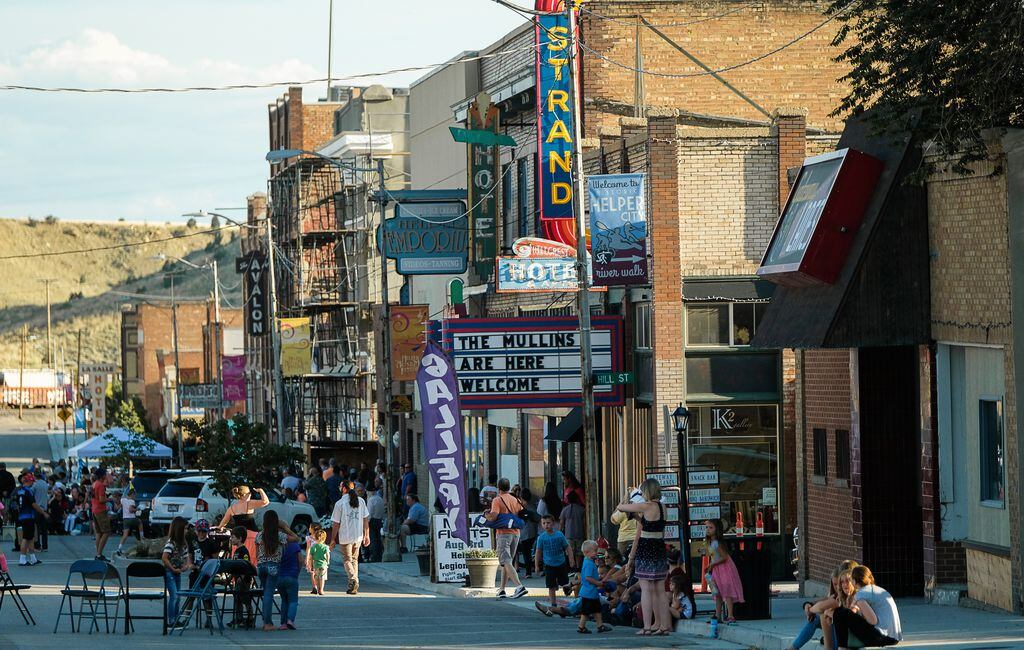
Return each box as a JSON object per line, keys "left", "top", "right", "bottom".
{"left": 446, "top": 316, "right": 625, "bottom": 409}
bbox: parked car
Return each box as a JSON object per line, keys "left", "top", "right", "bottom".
{"left": 130, "top": 469, "right": 212, "bottom": 536}
{"left": 149, "top": 475, "right": 316, "bottom": 536}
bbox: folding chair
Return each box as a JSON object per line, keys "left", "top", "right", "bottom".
{"left": 216, "top": 559, "right": 258, "bottom": 629}
{"left": 0, "top": 568, "right": 35, "bottom": 625}
{"left": 170, "top": 559, "right": 224, "bottom": 635}
{"left": 53, "top": 560, "right": 124, "bottom": 634}
{"left": 123, "top": 561, "right": 167, "bottom": 635}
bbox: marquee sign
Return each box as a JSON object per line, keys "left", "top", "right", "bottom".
{"left": 379, "top": 201, "right": 469, "bottom": 275}
{"left": 446, "top": 316, "right": 624, "bottom": 409}
{"left": 536, "top": 11, "right": 575, "bottom": 221}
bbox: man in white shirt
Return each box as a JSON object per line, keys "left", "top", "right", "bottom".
{"left": 329, "top": 488, "right": 370, "bottom": 594}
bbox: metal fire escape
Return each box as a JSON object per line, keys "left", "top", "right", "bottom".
{"left": 268, "top": 158, "right": 373, "bottom": 443}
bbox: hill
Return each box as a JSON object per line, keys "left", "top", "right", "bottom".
{"left": 0, "top": 217, "right": 243, "bottom": 369}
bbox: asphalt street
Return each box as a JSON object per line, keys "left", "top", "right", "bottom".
{"left": 0, "top": 417, "right": 739, "bottom": 649}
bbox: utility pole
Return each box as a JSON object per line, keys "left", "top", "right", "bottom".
{"left": 376, "top": 156, "right": 401, "bottom": 563}
{"left": 18, "top": 325, "right": 26, "bottom": 420}
{"left": 566, "top": 1, "right": 601, "bottom": 540}
{"left": 170, "top": 272, "right": 185, "bottom": 469}
{"left": 211, "top": 259, "right": 223, "bottom": 422}
{"left": 75, "top": 329, "right": 82, "bottom": 439}
{"left": 326, "top": 0, "right": 334, "bottom": 99}
{"left": 43, "top": 279, "right": 55, "bottom": 366}
{"left": 265, "top": 211, "right": 287, "bottom": 444}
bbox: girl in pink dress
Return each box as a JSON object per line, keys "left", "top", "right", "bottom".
{"left": 704, "top": 518, "right": 744, "bottom": 623}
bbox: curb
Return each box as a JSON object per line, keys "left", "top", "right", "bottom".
{"left": 676, "top": 619, "right": 789, "bottom": 649}
{"left": 353, "top": 561, "right": 550, "bottom": 599}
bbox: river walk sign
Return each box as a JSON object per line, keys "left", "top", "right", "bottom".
{"left": 588, "top": 173, "right": 649, "bottom": 286}
{"left": 446, "top": 315, "right": 625, "bottom": 409}
{"left": 378, "top": 199, "right": 469, "bottom": 275}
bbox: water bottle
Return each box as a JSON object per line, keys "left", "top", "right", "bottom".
{"left": 709, "top": 616, "right": 719, "bottom": 639}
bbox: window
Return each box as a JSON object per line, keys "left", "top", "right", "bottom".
{"left": 124, "top": 350, "right": 139, "bottom": 380}
{"left": 686, "top": 302, "right": 764, "bottom": 347}
{"left": 517, "top": 158, "right": 529, "bottom": 239}
{"left": 835, "top": 429, "right": 850, "bottom": 481}
{"left": 635, "top": 303, "right": 652, "bottom": 349}
{"left": 980, "top": 399, "right": 1005, "bottom": 505}
{"left": 812, "top": 428, "right": 828, "bottom": 478}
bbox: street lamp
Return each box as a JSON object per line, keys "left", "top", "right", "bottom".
{"left": 672, "top": 403, "right": 693, "bottom": 574}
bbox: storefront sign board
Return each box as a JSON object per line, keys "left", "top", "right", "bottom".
{"left": 687, "top": 487, "right": 721, "bottom": 504}
{"left": 689, "top": 505, "right": 722, "bottom": 521}
{"left": 646, "top": 472, "right": 678, "bottom": 488}
{"left": 379, "top": 202, "right": 469, "bottom": 275}
{"left": 432, "top": 513, "right": 492, "bottom": 583}
{"left": 688, "top": 524, "right": 707, "bottom": 541}
{"left": 688, "top": 470, "right": 720, "bottom": 486}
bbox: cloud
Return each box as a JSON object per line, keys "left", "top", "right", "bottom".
{"left": 1, "top": 28, "right": 321, "bottom": 87}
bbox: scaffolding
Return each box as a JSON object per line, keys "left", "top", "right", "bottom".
{"left": 268, "top": 157, "right": 375, "bottom": 443}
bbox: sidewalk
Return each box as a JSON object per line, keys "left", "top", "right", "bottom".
{"left": 678, "top": 593, "right": 1024, "bottom": 649}
{"left": 356, "top": 558, "right": 1024, "bottom": 648}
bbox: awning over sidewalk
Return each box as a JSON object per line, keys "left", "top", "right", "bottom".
{"left": 545, "top": 407, "right": 581, "bottom": 443}
{"left": 682, "top": 276, "right": 775, "bottom": 302}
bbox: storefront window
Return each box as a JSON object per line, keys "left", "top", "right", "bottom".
{"left": 526, "top": 415, "right": 547, "bottom": 496}
{"left": 498, "top": 426, "right": 520, "bottom": 487}
{"left": 463, "top": 416, "right": 486, "bottom": 491}
{"left": 687, "top": 404, "right": 780, "bottom": 536}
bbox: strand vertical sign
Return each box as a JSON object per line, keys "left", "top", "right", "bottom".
{"left": 536, "top": 10, "right": 575, "bottom": 221}
{"left": 467, "top": 92, "right": 499, "bottom": 280}
{"left": 417, "top": 341, "right": 470, "bottom": 543}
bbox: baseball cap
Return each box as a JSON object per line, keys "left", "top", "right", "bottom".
{"left": 20, "top": 472, "right": 35, "bottom": 484}
{"left": 195, "top": 519, "right": 210, "bottom": 532}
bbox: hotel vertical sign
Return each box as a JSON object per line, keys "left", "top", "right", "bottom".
{"left": 467, "top": 93, "right": 499, "bottom": 280}
{"left": 536, "top": 11, "right": 575, "bottom": 221}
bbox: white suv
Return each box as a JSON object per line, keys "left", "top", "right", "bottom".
{"left": 149, "top": 475, "right": 317, "bottom": 536}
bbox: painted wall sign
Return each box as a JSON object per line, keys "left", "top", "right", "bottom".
{"left": 536, "top": 12, "right": 575, "bottom": 221}
{"left": 379, "top": 201, "right": 469, "bottom": 275}
{"left": 467, "top": 93, "right": 499, "bottom": 280}
{"left": 236, "top": 251, "right": 269, "bottom": 337}
{"left": 446, "top": 316, "right": 624, "bottom": 409}
{"left": 588, "top": 173, "right": 649, "bottom": 286}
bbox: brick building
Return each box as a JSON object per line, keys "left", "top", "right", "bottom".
{"left": 121, "top": 300, "right": 243, "bottom": 439}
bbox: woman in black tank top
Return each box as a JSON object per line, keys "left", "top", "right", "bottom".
{"left": 616, "top": 478, "right": 672, "bottom": 636}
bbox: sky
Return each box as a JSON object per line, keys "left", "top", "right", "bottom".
{"left": 0, "top": 0, "right": 527, "bottom": 222}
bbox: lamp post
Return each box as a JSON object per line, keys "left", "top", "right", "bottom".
{"left": 672, "top": 403, "right": 692, "bottom": 571}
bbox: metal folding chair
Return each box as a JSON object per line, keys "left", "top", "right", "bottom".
{"left": 170, "top": 559, "right": 223, "bottom": 635}
{"left": 53, "top": 559, "right": 123, "bottom": 634}
{"left": 0, "top": 568, "right": 35, "bottom": 625}
{"left": 216, "top": 559, "right": 258, "bottom": 628}
{"left": 123, "top": 561, "right": 167, "bottom": 635}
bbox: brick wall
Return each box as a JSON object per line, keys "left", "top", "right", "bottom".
{"left": 581, "top": 0, "right": 850, "bottom": 136}
{"left": 802, "top": 348, "right": 857, "bottom": 584}
{"left": 677, "top": 127, "right": 779, "bottom": 274}
{"left": 301, "top": 103, "right": 338, "bottom": 152}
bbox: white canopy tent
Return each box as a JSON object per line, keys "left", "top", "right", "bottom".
{"left": 67, "top": 427, "right": 173, "bottom": 460}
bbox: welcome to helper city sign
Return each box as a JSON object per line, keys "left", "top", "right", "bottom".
{"left": 446, "top": 316, "right": 624, "bottom": 409}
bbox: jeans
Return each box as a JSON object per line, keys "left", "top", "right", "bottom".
{"left": 165, "top": 571, "right": 181, "bottom": 623}
{"left": 36, "top": 513, "right": 48, "bottom": 549}
{"left": 258, "top": 564, "right": 279, "bottom": 626}
{"left": 277, "top": 576, "right": 298, "bottom": 623}
{"left": 793, "top": 614, "right": 836, "bottom": 649}
{"left": 368, "top": 518, "right": 383, "bottom": 562}
{"left": 518, "top": 536, "right": 536, "bottom": 575}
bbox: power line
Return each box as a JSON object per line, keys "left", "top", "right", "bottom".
{"left": 578, "top": 1, "right": 761, "bottom": 28}
{"left": 0, "top": 224, "right": 240, "bottom": 260}
{"left": 576, "top": 10, "right": 847, "bottom": 79}
{"left": 0, "top": 40, "right": 552, "bottom": 94}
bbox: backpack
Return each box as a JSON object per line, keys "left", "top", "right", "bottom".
{"left": 475, "top": 493, "right": 526, "bottom": 530}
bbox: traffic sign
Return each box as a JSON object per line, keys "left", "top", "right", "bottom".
{"left": 593, "top": 371, "right": 633, "bottom": 385}
{"left": 57, "top": 407, "right": 72, "bottom": 422}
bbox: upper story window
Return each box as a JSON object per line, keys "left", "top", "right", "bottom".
{"left": 980, "top": 398, "right": 1005, "bottom": 507}
{"left": 686, "top": 302, "right": 765, "bottom": 347}
{"left": 635, "top": 303, "right": 652, "bottom": 350}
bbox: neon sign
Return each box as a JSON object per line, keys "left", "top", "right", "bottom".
{"left": 536, "top": 12, "right": 575, "bottom": 221}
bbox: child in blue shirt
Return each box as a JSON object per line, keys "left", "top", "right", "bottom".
{"left": 577, "top": 540, "right": 611, "bottom": 634}
{"left": 534, "top": 515, "right": 575, "bottom": 606}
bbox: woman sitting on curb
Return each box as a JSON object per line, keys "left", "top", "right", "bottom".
{"left": 822, "top": 565, "right": 902, "bottom": 649}
{"left": 788, "top": 560, "right": 859, "bottom": 649}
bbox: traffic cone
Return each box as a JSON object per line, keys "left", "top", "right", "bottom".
{"left": 735, "top": 510, "right": 744, "bottom": 536}
{"left": 698, "top": 554, "right": 711, "bottom": 593}
{"left": 756, "top": 511, "right": 765, "bottom": 537}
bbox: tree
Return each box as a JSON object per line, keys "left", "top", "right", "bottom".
{"left": 187, "top": 415, "right": 302, "bottom": 497}
{"left": 829, "top": 0, "right": 1024, "bottom": 172}
{"left": 210, "top": 215, "right": 221, "bottom": 229}
{"left": 109, "top": 398, "right": 145, "bottom": 433}
{"left": 186, "top": 217, "right": 197, "bottom": 228}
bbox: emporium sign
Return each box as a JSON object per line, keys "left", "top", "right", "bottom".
{"left": 446, "top": 316, "right": 624, "bottom": 409}
{"left": 535, "top": 11, "right": 575, "bottom": 220}
{"left": 379, "top": 201, "right": 469, "bottom": 275}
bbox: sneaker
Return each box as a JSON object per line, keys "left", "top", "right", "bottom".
{"left": 510, "top": 585, "right": 528, "bottom": 599}
{"left": 496, "top": 589, "right": 507, "bottom": 599}
{"left": 115, "top": 550, "right": 124, "bottom": 557}
{"left": 17, "top": 560, "right": 27, "bottom": 566}
{"left": 95, "top": 555, "right": 108, "bottom": 562}
{"left": 29, "top": 559, "right": 41, "bottom": 566}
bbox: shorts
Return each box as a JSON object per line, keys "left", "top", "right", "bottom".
{"left": 93, "top": 510, "right": 111, "bottom": 535}
{"left": 19, "top": 518, "right": 36, "bottom": 541}
{"left": 123, "top": 518, "right": 141, "bottom": 532}
{"left": 545, "top": 562, "right": 570, "bottom": 589}
{"left": 312, "top": 566, "right": 328, "bottom": 581}
{"left": 580, "top": 597, "right": 602, "bottom": 615}
{"left": 495, "top": 531, "right": 520, "bottom": 566}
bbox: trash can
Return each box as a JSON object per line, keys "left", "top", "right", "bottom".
{"left": 415, "top": 548, "right": 432, "bottom": 576}
{"left": 725, "top": 536, "right": 771, "bottom": 620}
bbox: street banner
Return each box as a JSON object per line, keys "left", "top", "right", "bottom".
{"left": 221, "top": 355, "right": 246, "bottom": 402}
{"left": 417, "top": 341, "right": 469, "bottom": 543}
{"left": 378, "top": 202, "right": 469, "bottom": 275}
{"left": 467, "top": 93, "right": 499, "bottom": 280}
{"left": 280, "top": 317, "right": 312, "bottom": 376}
{"left": 391, "top": 305, "right": 429, "bottom": 381}
{"left": 236, "top": 251, "right": 269, "bottom": 337}
{"left": 536, "top": 11, "right": 575, "bottom": 220}
{"left": 432, "top": 513, "right": 492, "bottom": 583}
{"left": 588, "top": 173, "right": 649, "bottom": 286}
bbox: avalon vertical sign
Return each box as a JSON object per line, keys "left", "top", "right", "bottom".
{"left": 236, "top": 251, "right": 269, "bottom": 336}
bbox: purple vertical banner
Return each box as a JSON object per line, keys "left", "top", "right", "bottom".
{"left": 221, "top": 355, "right": 247, "bottom": 402}
{"left": 416, "top": 341, "right": 469, "bottom": 543}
